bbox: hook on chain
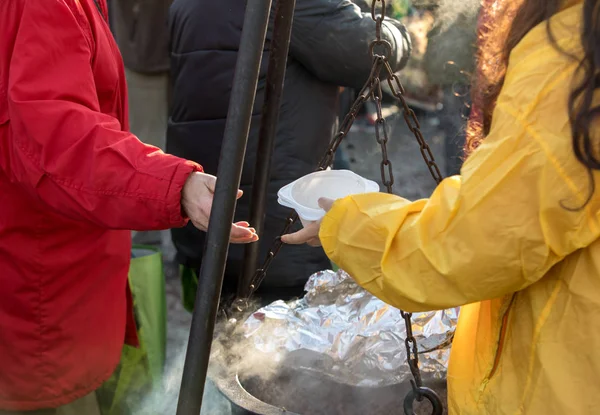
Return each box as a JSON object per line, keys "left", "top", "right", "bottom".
{"left": 403, "top": 386, "right": 444, "bottom": 415}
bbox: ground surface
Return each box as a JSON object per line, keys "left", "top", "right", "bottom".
{"left": 159, "top": 105, "right": 448, "bottom": 413}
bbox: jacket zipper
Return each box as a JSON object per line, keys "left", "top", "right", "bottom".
{"left": 487, "top": 294, "right": 516, "bottom": 381}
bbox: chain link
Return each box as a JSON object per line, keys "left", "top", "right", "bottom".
{"left": 241, "top": 2, "right": 444, "bottom": 413}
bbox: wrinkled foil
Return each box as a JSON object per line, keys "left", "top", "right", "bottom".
{"left": 242, "top": 270, "right": 459, "bottom": 386}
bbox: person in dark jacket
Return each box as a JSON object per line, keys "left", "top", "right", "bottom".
{"left": 168, "top": 0, "right": 411, "bottom": 302}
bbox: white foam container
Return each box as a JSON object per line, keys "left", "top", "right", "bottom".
{"left": 277, "top": 170, "right": 379, "bottom": 227}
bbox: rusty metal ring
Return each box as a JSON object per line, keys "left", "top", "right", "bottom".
{"left": 369, "top": 39, "right": 393, "bottom": 58}
{"left": 403, "top": 387, "right": 444, "bottom": 415}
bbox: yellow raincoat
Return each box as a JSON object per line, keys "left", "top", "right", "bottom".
{"left": 320, "top": 3, "right": 599, "bottom": 414}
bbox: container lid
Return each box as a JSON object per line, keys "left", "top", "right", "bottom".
{"left": 278, "top": 170, "right": 379, "bottom": 222}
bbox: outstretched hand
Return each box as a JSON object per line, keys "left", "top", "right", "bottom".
{"left": 181, "top": 172, "right": 259, "bottom": 244}
{"left": 281, "top": 198, "right": 334, "bottom": 247}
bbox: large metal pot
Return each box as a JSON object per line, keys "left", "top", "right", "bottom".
{"left": 211, "top": 361, "right": 447, "bottom": 415}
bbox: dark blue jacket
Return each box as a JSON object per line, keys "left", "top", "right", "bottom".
{"left": 168, "top": 0, "right": 411, "bottom": 293}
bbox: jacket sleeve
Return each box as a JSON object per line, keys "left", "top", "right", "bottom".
{"left": 319, "top": 102, "right": 600, "bottom": 312}
{"left": 286, "top": 0, "right": 411, "bottom": 89}
{"left": 4, "top": 0, "right": 200, "bottom": 230}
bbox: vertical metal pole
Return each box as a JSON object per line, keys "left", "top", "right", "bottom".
{"left": 238, "top": 0, "right": 296, "bottom": 298}
{"left": 175, "top": 1, "right": 272, "bottom": 414}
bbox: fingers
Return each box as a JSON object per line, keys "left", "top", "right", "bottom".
{"left": 281, "top": 223, "right": 319, "bottom": 245}
{"left": 237, "top": 190, "right": 244, "bottom": 199}
{"left": 318, "top": 198, "right": 334, "bottom": 212}
{"left": 231, "top": 235, "right": 259, "bottom": 244}
{"left": 231, "top": 223, "right": 255, "bottom": 235}
{"left": 281, "top": 199, "right": 332, "bottom": 246}
{"left": 230, "top": 223, "right": 258, "bottom": 244}
{"left": 192, "top": 221, "right": 257, "bottom": 243}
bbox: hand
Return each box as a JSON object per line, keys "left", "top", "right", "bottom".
{"left": 281, "top": 198, "right": 334, "bottom": 247}
{"left": 181, "top": 172, "right": 259, "bottom": 244}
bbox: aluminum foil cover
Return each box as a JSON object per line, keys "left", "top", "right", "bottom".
{"left": 242, "top": 270, "right": 459, "bottom": 386}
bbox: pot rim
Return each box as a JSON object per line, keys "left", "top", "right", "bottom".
{"left": 210, "top": 367, "right": 300, "bottom": 415}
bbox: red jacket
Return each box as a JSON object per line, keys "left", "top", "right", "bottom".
{"left": 0, "top": 0, "right": 200, "bottom": 410}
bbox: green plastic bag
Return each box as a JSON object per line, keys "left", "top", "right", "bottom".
{"left": 180, "top": 265, "right": 198, "bottom": 313}
{"left": 97, "top": 245, "right": 167, "bottom": 415}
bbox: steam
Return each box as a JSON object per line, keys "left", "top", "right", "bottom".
{"left": 134, "top": 298, "right": 280, "bottom": 414}
{"left": 208, "top": 310, "right": 285, "bottom": 382}
{"left": 434, "top": 0, "right": 482, "bottom": 31}
{"left": 134, "top": 342, "right": 233, "bottom": 415}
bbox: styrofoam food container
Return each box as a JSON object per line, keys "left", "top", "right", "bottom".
{"left": 277, "top": 170, "right": 379, "bottom": 227}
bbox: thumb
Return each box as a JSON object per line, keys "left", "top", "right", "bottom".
{"left": 281, "top": 227, "right": 314, "bottom": 245}
{"left": 318, "top": 198, "right": 334, "bottom": 212}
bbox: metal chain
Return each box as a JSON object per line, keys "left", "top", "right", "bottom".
{"left": 242, "top": 82, "right": 373, "bottom": 299}
{"left": 370, "top": 56, "right": 424, "bottom": 391}
{"left": 369, "top": 3, "right": 443, "bottom": 413}
{"left": 382, "top": 60, "right": 444, "bottom": 184}
{"left": 370, "top": 59, "right": 394, "bottom": 193}
{"left": 241, "top": 3, "right": 445, "bottom": 413}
